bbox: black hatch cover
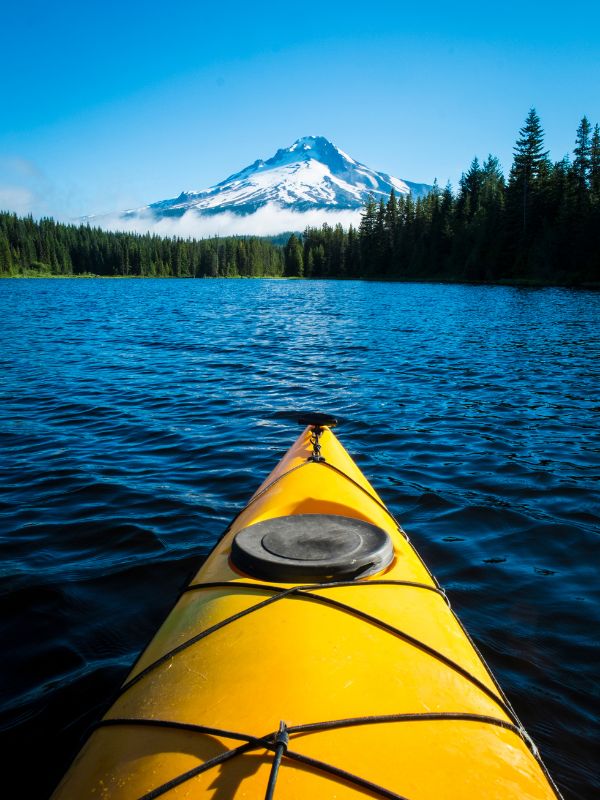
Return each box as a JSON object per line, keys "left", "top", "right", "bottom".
{"left": 231, "top": 514, "right": 393, "bottom": 582}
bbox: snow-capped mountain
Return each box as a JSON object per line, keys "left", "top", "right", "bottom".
{"left": 138, "top": 136, "right": 430, "bottom": 219}
{"left": 90, "top": 137, "right": 431, "bottom": 236}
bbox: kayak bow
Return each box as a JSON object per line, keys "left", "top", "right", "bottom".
{"left": 52, "top": 420, "right": 561, "bottom": 799}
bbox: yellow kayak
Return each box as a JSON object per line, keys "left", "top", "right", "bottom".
{"left": 52, "top": 418, "right": 561, "bottom": 799}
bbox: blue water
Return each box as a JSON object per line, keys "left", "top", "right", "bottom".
{"left": 0, "top": 278, "right": 598, "bottom": 799}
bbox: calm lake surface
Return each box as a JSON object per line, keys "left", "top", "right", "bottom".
{"left": 0, "top": 278, "right": 598, "bottom": 799}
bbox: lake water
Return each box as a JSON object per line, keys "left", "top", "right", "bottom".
{"left": 0, "top": 278, "right": 598, "bottom": 799}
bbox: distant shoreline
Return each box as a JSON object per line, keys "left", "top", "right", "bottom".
{"left": 3, "top": 274, "right": 598, "bottom": 289}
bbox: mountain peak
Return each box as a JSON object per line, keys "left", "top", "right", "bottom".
{"left": 291, "top": 134, "right": 328, "bottom": 146}
{"left": 265, "top": 135, "right": 349, "bottom": 172}
{"left": 117, "top": 137, "right": 432, "bottom": 229}
{"left": 288, "top": 135, "right": 334, "bottom": 152}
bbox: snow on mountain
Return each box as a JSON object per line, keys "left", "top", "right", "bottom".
{"left": 141, "top": 136, "right": 430, "bottom": 218}
{"left": 90, "top": 137, "right": 431, "bottom": 236}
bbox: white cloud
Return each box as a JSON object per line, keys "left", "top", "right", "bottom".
{"left": 88, "top": 203, "right": 363, "bottom": 238}
{"left": 4, "top": 157, "right": 45, "bottom": 179}
{"left": 0, "top": 185, "right": 38, "bottom": 215}
{"left": 0, "top": 157, "right": 86, "bottom": 221}
{"left": 0, "top": 156, "right": 51, "bottom": 216}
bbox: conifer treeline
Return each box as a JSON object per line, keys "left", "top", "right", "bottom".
{"left": 1, "top": 110, "right": 599, "bottom": 285}
{"left": 285, "top": 110, "right": 600, "bottom": 285}
{"left": 0, "top": 216, "right": 284, "bottom": 277}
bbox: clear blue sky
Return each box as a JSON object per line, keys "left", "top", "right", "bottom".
{"left": 1, "top": 0, "right": 599, "bottom": 221}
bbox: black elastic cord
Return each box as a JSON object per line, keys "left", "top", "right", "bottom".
{"left": 98, "top": 718, "right": 409, "bottom": 800}
{"left": 107, "top": 463, "right": 314, "bottom": 692}
{"left": 119, "top": 580, "right": 512, "bottom": 722}
{"left": 308, "top": 458, "right": 528, "bottom": 717}
{"left": 118, "top": 584, "right": 303, "bottom": 696}
{"left": 282, "top": 747, "right": 409, "bottom": 800}
{"left": 315, "top": 459, "right": 410, "bottom": 539}
{"left": 94, "top": 439, "right": 561, "bottom": 800}
{"left": 96, "top": 712, "right": 554, "bottom": 800}
{"left": 311, "top": 458, "right": 453, "bottom": 596}
{"left": 314, "top": 450, "right": 562, "bottom": 798}
{"left": 220, "top": 450, "right": 408, "bottom": 548}
{"left": 97, "top": 710, "right": 523, "bottom": 743}
{"left": 97, "top": 717, "right": 264, "bottom": 745}
{"left": 137, "top": 741, "right": 258, "bottom": 800}
{"left": 287, "top": 711, "right": 522, "bottom": 737}
{"left": 264, "top": 721, "right": 288, "bottom": 800}
{"left": 182, "top": 578, "right": 447, "bottom": 602}
{"left": 290, "top": 590, "right": 514, "bottom": 720}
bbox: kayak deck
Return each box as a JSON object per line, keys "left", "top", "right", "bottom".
{"left": 52, "top": 425, "right": 560, "bottom": 799}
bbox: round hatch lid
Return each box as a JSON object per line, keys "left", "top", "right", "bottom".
{"left": 231, "top": 514, "right": 393, "bottom": 582}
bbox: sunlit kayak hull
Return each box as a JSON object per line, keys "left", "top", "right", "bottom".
{"left": 52, "top": 425, "right": 560, "bottom": 799}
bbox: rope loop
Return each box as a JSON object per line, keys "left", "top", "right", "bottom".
{"left": 309, "top": 426, "right": 325, "bottom": 462}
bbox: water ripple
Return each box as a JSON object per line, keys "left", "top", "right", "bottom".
{"left": 0, "top": 278, "right": 598, "bottom": 799}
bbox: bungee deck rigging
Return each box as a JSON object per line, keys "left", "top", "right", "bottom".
{"left": 52, "top": 418, "right": 561, "bottom": 799}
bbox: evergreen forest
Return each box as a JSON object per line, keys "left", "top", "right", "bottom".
{"left": 289, "top": 110, "right": 600, "bottom": 285}
{"left": 1, "top": 110, "right": 598, "bottom": 286}
{"left": 0, "top": 217, "right": 284, "bottom": 278}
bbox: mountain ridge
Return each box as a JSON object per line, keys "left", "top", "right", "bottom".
{"left": 132, "top": 136, "right": 430, "bottom": 217}
{"left": 87, "top": 136, "right": 431, "bottom": 235}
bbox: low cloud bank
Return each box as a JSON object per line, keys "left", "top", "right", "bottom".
{"left": 91, "top": 204, "right": 363, "bottom": 239}
{"left": 0, "top": 185, "right": 38, "bottom": 215}
{"left": 0, "top": 157, "right": 47, "bottom": 216}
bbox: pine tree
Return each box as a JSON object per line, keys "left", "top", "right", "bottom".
{"left": 359, "top": 196, "right": 378, "bottom": 275}
{"left": 345, "top": 225, "right": 359, "bottom": 276}
{"left": 0, "top": 232, "right": 12, "bottom": 275}
{"left": 305, "top": 248, "right": 314, "bottom": 278}
{"left": 374, "top": 199, "right": 386, "bottom": 274}
{"left": 383, "top": 189, "right": 399, "bottom": 271}
{"left": 480, "top": 156, "right": 505, "bottom": 207}
{"left": 284, "top": 234, "right": 304, "bottom": 277}
{"left": 459, "top": 157, "right": 483, "bottom": 218}
{"left": 573, "top": 116, "right": 592, "bottom": 191}
{"left": 435, "top": 181, "right": 454, "bottom": 276}
{"left": 590, "top": 123, "right": 600, "bottom": 204}
{"left": 330, "top": 224, "right": 346, "bottom": 277}
{"left": 508, "top": 108, "right": 549, "bottom": 235}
